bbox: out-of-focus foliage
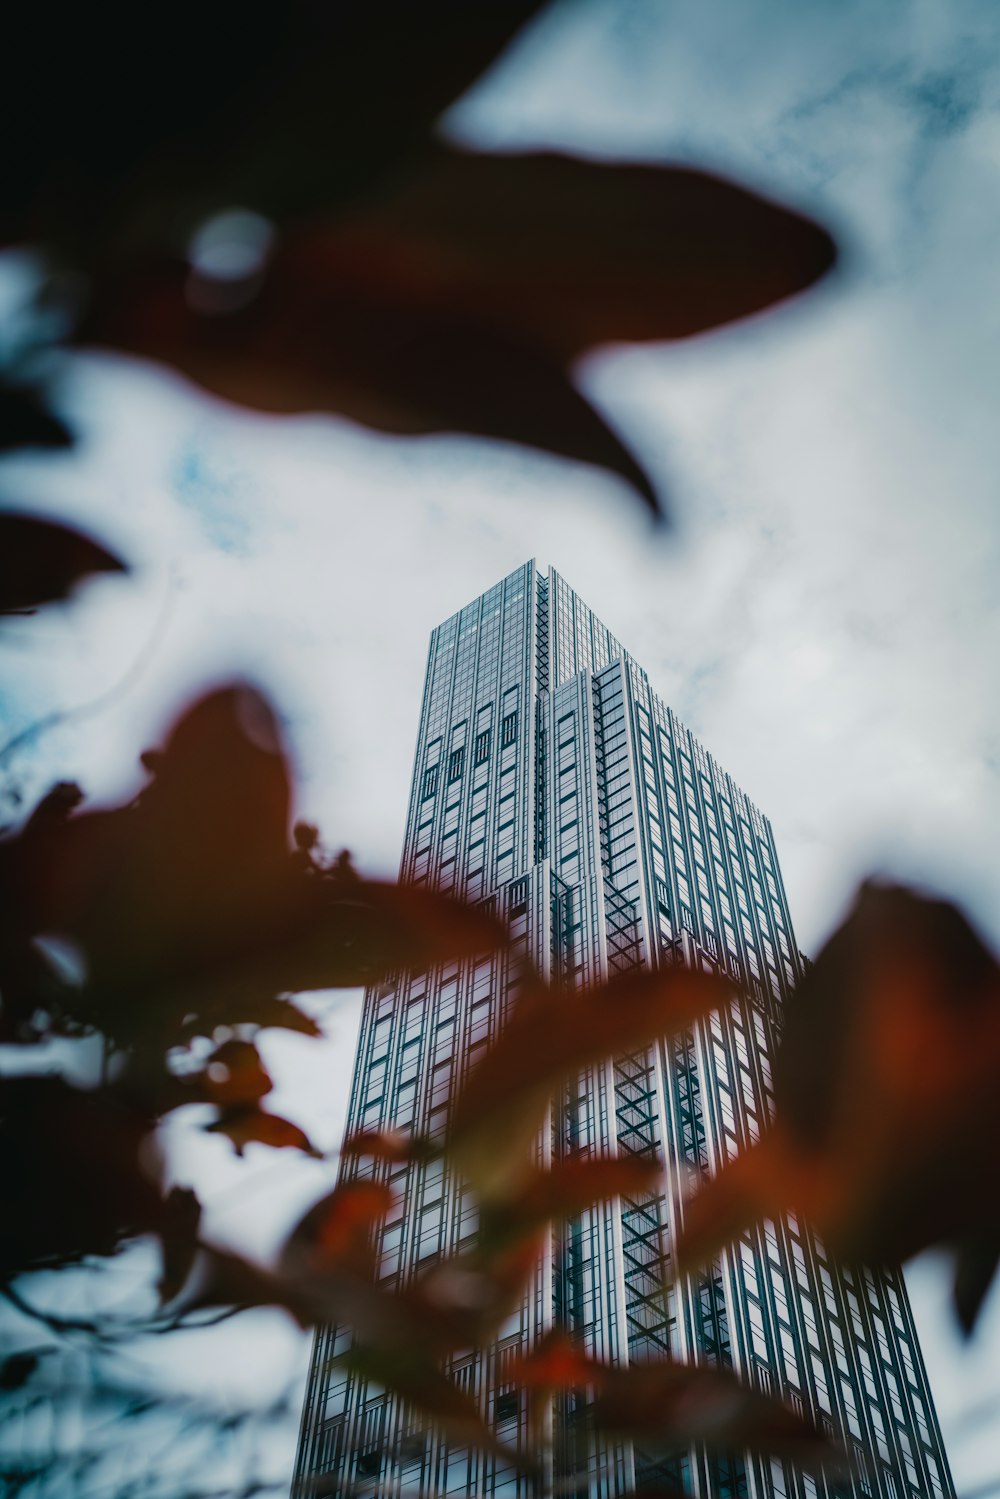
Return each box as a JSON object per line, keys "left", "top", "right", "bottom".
{"left": 2, "top": 1, "right": 994, "bottom": 1495}
{"left": 0, "top": 1, "right": 835, "bottom": 518}
{"left": 678, "top": 883, "right": 1000, "bottom": 1335}
{"left": 79, "top": 148, "right": 834, "bottom": 516}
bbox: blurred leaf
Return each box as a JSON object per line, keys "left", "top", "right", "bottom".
{"left": 0, "top": 1076, "right": 166, "bottom": 1275}
{"left": 178, "top": 1182, "right": 392, "bottom": 1323}
{"left": 507, "top": 1329, "right": 594, "bottom": 1390}
{"left": 175, "top": 1246, "right": 314, "bottom": 1327}
{"left": 509, "top": 1332, "right": 841, "bottom": 1472}
{"left": 481, "top": 1153, "right": 662, "bottom": 1252}
{"left": 342, "top": 1341, "right": 526, "bottom": 1467}
{"left": 0, "top": 684, "right": 504, "bottom": 1052}
{"left": 82, "top": 257, "right": 659, "bottom": 513}
{"left": 205, "top": 1105, "right": 322, "bottom": 1157}
{"left": 366, "top": 145, "right": 838, "bottom": 354}
{"left": 80, "top": 147, "right": 834, "bottom": 519}
{"left": 341, "top": 1127, "right": 436, "bottom": 1165}
{"left": 448, "top": 963, "right": 728, "bottom": 1200}
{"left": 196, "top": 1039, "right": 272, "bottom": 1108}
{"left": 677, "top": 883, "right": 1000, "bottom": 1331}
{"left": 157, "top": 1186, "right": 202, "bottom": 1304}
{"left": 590, "top": 1360, "right": 844, "bottom": 1474}
{"left": 0, "top": 383, "right": 72, "bottom": 453}
{"left": 0, "top": 1352, "right": 43, "bottom": 1390}
{"left": 953, "top": 1233, "right": 1000, "bottom": 1339}
{"left": 0, "top": 514, "right": 125, "bottom": 615}
{"left": 280, "top": 1181, "right": 394, "bottom": 1280}
{"left": 2, "top": 2, "right": 546, "bottom": 250}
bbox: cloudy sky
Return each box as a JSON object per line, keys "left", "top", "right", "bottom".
{"left": 3, "top": 0, "right": 1000, "bottom": 1491}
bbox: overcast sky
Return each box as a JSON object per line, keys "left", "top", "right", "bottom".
{"left": 3, "top": 0, "right": 1000, "bottom": 1492}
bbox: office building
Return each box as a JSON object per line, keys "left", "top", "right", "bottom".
{"left": 292, "top": 562, "right": 953, "bottom": 1499}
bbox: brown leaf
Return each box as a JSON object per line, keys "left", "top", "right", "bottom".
{"left": 81, "top": 147, "right": 834, "bottom": 520}
{"left": 448, "top": 964, "right": 728, "bottom": 1200}
{"left": 590, "top": 1359, "right": 844, "bottom": 1474}
{"left": 0, "top": 513, "right": 125, "bottom": 615}
{"left": 676, "top": 883, "right": 1000, "bottom": 1331}
{"left": 196, "top": 1039, "right": 273, "bottom": 1108}
{"left": 83, "top": 256, "right": 659, "bottom": 513}
{"left": 205, "top": 1105, "right": 322, "bottom": 1157}
{"left": 364, "top": 145, "right": 838, "bottom": 354}
{"left": 280, "top": 1181, "right": 394, "bottom": 1281}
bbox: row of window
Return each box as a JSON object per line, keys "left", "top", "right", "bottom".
{"left": 421, "top": 713, "right": 518, "bottom": 799}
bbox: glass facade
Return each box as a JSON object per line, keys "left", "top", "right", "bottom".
{"left": 291, "top": 563, "right": 954, "bottom": 1499}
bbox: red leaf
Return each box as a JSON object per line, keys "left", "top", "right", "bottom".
{"left": 0, "top": 513, "right": 125, "bottom": 615}
{"left": 590, "top": 1359, "right": 843, "bottom": 1473}
{"left": 448, "top": 964, "right": 728, "bottom": 1199}
{"left": 482, "top": 1153, "right": 663, "bottom": 1253}
{"left": 196, "top": 1039, "right": 273, "bottom": 1108}
{"left": 676, "top": 883, "right": 1000, "bottom": 1333}
{"left": 206, "top": 1106, "right": 322, "bottom": 1157}
{"left": 1, "top": 684, "right": 504, "bottom": 1050}
{"left": 507, "top": 1329, "right": 597, "bottom": 1391}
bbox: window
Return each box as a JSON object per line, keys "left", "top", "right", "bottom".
{"left": 421, "top": 764, "right": 438, "bottom": 799}
{"left": 501, "top": 710, "right": 517, "bottom": 747}
{"left": 448, "top": 746, "right": 465, "bottom": 783}
{"left": 474, "top": 727, "right": 491, "bottom": 765}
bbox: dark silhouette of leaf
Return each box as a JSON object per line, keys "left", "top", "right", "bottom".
{"left": 677, "top": 883, "right": 1000, "bottom": 1331}
{"left": 364, "top": 145, "right": 838, "bottom": 353}
{"left": 448, "top": 964, "right": 728, "bottom": 1200}
{"left": 196, "top": 1039, "right": 273, "bottom": 1108}
{"left": 953, "top": 1232, "right": 1000, "bottom": 1339}
{"left": 0, "top": 684, "right": 505, "bottom": 1051}
{"left": 0, "top": 383, "right": 72, "bottom": 453}
{"left": 174, "top": 1246, "right": 315, "bottom": 1327}
{"left": 0, "top": 1352, "right": 43, "bottom": 1390}
{"left": 157, "top": 1186, "right": 203, "bottom": 1305}
{"left": 205, "top": 1105, "right": 322, "bottom": 1157}
{"left": 80, "top": 147, "right": 834, "bottom": 519}
{"left": 176, "top": 1183, "right": 392, "bottom": 1324}
{"left": 82, "top": 258, "right": 659, "bottom": 513}
{"left": 2, "top": 2, "right": 546, "bottom": 251}
{"left": 0, "top": 1076, "right": 167, "bottom": 1275}
{"left": 0, "top": 514, "right": 126, "bottom": 615}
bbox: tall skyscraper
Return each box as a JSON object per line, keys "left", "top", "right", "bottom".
{"left": 292, "top": 563, "right": 953, "bottom": 1499}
